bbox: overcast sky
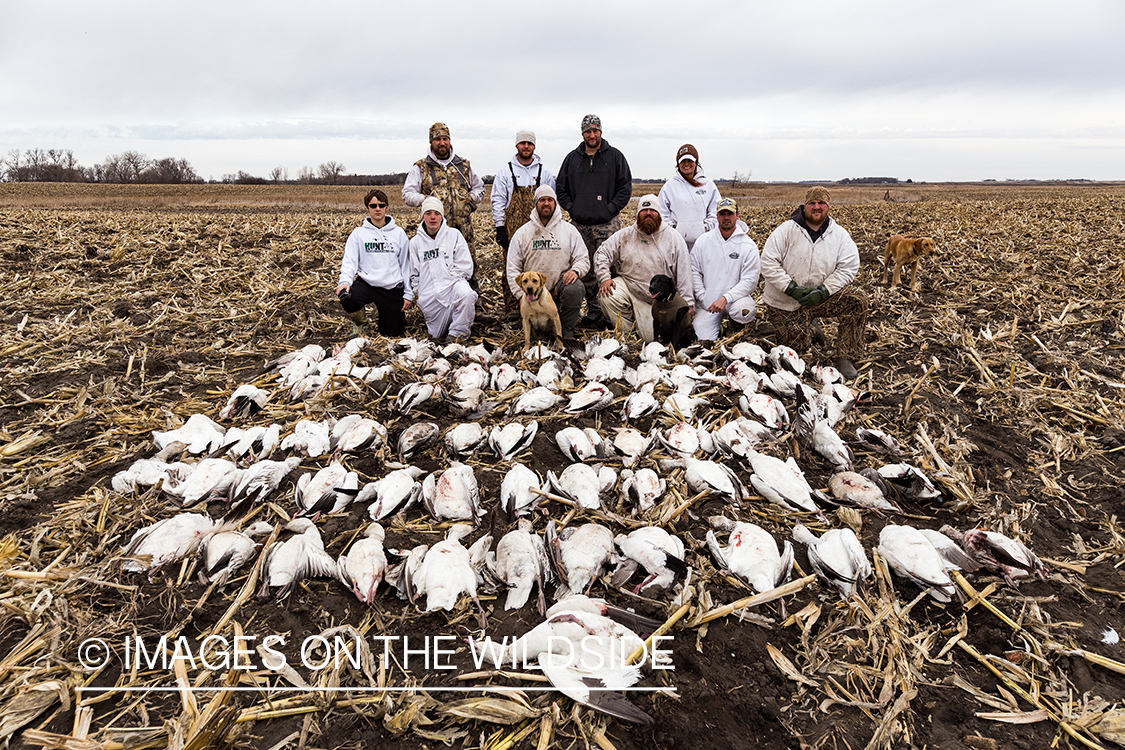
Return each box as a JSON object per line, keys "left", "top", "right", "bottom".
{"left": 2, "top": 1, "right": 1122, "bottom": 183}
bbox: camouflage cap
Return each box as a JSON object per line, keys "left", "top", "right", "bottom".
{"left": 429, "top": 122, "right": 450, "bottom": 142}
{"left": 581, "top": 114, "right": 601, "bottom": 133}
{"left": 805, "top": 186, "right": 831, "bottom": 204}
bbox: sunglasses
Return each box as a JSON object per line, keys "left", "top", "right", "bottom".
{"left": 368, "top": 202, "right": 387, "bottom": 209}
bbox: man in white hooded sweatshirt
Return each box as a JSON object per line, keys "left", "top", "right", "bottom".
{"left": 690, "top": 198, "right": 760, "bottom": 342}
{"left": 408, "top": 197, "right": 477, "bottom": 343}
{"left": 337, "top": 188, "right": 414, "bottom": 336}
{"left": 506, "top": 185, "right": 589, "bottom": 340}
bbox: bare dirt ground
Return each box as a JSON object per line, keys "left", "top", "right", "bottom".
{"left": 1, "top": 182, "right": 1125, "bottom": 750}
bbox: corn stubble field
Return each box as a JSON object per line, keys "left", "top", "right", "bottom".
{"left": 1, "top": 181, "right": 1124, "bottom": 750}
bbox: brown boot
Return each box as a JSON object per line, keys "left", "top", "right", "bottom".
{"left": 346, "top": 309, "right": 368, "bottom": 335}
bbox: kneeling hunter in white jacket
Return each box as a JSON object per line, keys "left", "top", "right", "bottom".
{"left": 408, "top": 197, "right": 477, "bottom": 342}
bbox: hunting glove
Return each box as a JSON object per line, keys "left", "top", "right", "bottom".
{"left": 495, "top": 225, "right": 509, "bottom": 249}
{"left": 785, "top": 280, "right": 812, "bottom": 301}
{"left": 800, "top": 284, "right": 830, "bottom": 306}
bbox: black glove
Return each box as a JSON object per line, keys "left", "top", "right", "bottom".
{"left": 495, "top": 225, "right": 509, "bottom": 249}
{"left": 800, "top": 284, "right": 830, "bottom": 306}
{"left": 785, "top": 280, "right": 812, "bottom": 301}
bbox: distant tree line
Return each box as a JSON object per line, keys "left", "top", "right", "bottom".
{"left": 2, "top": 148, "right": 203, "bottom": 184}
{"left": 838, "top": 176, "right": 911, "bottom": 184}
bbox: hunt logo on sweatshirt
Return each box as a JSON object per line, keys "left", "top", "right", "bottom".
{"left": 421, "top": 248, "right": 442, "bottom": 262}
{"left": 530, "top": 237, "right": 560, "bottom": 252}
{"left": 364, "top": 241, "right": 393, "bottom": 254}
{"left": 729, "top": 252, "right": 740, "bottom": 260}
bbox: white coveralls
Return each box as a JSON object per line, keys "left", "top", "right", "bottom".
{"left": 408, "top": 221, "right": 477, "bottom": 338}
{"left": 690, "top": 224, "right": 761, "bottom": 340}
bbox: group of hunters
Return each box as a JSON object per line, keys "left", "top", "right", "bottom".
{"left": 335, "top": 116, "right": 867, "bottom": 380}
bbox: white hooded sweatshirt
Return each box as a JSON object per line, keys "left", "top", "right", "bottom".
{"left": 506, "top": 203, "right": 590, "bottom": 299}
{"left": 408, "top": 221, "right": 474, "bottom": 301}
{"left": 338, "top": 216, "right": 413, "bottom": 299}
{"left": 658, "top": 171, "right": 720, "bottom": 250}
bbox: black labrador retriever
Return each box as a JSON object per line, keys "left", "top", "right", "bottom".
{"left": 648, "top": 274, "right": 695, "bottom": 348}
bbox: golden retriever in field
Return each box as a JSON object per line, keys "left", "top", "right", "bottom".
{"left": 517, "top": 271, "right": 563, "bottom": 349}
{"left": 883, "top": 234, "right": 937, "bottom": 291}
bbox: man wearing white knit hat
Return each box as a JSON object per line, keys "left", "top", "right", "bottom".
{"left": 407, "top": 197, "right": 477, "bottom": 343}
{"left": 593, "top": 194, "right": 692, "bottom": 342}
{"left": 506, "top": 185, "right": 588, "bottom": 340}
{"left": 492, "top": 130, "right": 556, "bottom": 322}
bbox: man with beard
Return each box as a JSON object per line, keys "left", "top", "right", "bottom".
{"left": 492, "top": 130, "right": 556, "bottom": 322}
{"left": 593, "top": 195, "right": 692, "bottom": 342}
{"left": 506, "top": 185, "right": 588, "bottom": 341}
{"left": 556, "top": 114, "right": 632, "bottom": 329}
{"left": 408, "top": 197, "right": 477, "bottom": 343}
{"left": 760, "top": 186, "right": 867, "bottom": 380}
{"left": 690, "top": 198, "right": 760, "bottom": 343}
{"left": 403, "top": 122, "right": 485, "bottom": 287}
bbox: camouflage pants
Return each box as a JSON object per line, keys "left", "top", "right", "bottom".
{"left": 765, "top": 288, "right": 869, "bottom": 358}
{"left": 575, "top": 218, "right": 620, "bottom": 320}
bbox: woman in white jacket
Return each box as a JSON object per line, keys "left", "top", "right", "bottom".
{"left": 408, "top": 197, "right": 477, "bottom": 342}
{"left": 658, "top": 144, "right": 721, "bottom": 251}
{"left": 336, "top": 188, "right": 413, "bottom": 336}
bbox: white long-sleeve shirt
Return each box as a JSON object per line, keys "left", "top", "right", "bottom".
{"left": 408, "top": 222, "right": 474, "bottom": 302}
{"left": 338, "top": 217, "right": 413, "bottom": 299}
{"left": 490, "top": 155, "right": 556, "bottom": 226}
{"left": 690, "top": 225, "right": 760, "bottom": 309}
{"left": 658, "top": 171, "right": 720, "bottom": 250}
{"left": 760, "top": 215, "right": 859, "bottom": 311}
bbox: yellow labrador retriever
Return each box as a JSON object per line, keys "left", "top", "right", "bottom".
{"left": 517, "top": 271, "right": 563, "bottom": 349}
{"left": 883, "top": 234, "right": 937, "bottom": 291}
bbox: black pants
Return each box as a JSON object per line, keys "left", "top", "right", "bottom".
{"left": 339, "top": 278, "right": 407, "bottom": 337}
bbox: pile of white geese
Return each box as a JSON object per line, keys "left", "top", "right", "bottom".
{"left": 109, "top": 333, "right": 1046, "bottom": 725}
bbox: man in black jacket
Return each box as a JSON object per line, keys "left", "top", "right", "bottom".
{"left": 556, "top": 114, "right": 632, "bottom": 328}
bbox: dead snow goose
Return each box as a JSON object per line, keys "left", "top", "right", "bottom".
{"left": 876, "top": 524, "right": 956, "bottom": 602}
{"left": 294, "top": 463, "right": 358, "bottom": 519}
{"left": 791, "top": 523, "right": 870, "bottom": 598}
{"left": 337, "top": 523, "right": 388, "bottom": 604}
{"left": 469, "top": 606, "right": 654, "bottom": 725}
{"left": 511, "top": 386, "right": 563, "bottom": 416}
{"left": 612, "top": 527, "right": 688, "bottom": 593}
{"left": 280, "top": 419, "right": 331, "bottom": 458}
{"left": 218, "top": 384, "right": 269, "bottom": 421}
{"left": 746, "top": 450, "right": 820, "bottom": 514}
{"left": 877, "top": 463, "right": 943, "bottom": 503}
{"left": 547, "top": 463, "right": 605, "bottom": 511}
{"left": 422, "top": 462, "right": 482, "bottom": 523}
{"left": 359, "top": 466, "right": 425, "bottom": 520}
{"left": 555, "top": 427, "right": 606, "bottom": 463}
{"left": 854, "top": 427, "right": 903, "bottom": 457}
{"left": 706, "top": 515, "right": 793, "bottom": 593}
{"left": 451, "top": 362, "right": 490, "bottom": 391}
{"left": 612, "top": 427, "right": 654, "bottom": 468}
{"left": 619, "top": 468, "right": 666, "bottom": 514}
{"left": 198, "top": 521, "right": 274, "bottom": 586}
{"left": 444, "top": 422, "right": 487, "bottom": 458}
{"left": 257, "top": 518, "right": 339, "bottom": 599}
{"left": 582, "top": 356, "right": 626, "bottom": 382}
{"left": 740, "top": 392, "right": 789, "bottom": 428}
{"left": 767, "top": 344, "right": 805, "bottom": 376}
{"left": 412, "top": 524, "right": 491, "bottom": 628}
{"left": 917, "top": 528, "right": 980, "bottom": 574}
{"left": 827, "top": 470, "right": 897, "bottom": 512}
{"left": 488, "top": 420, "right": 538, "bottom": 460}
{"left": 168, "top": 458, "right": 239, "bottom": 506}
{"left": 566, "top": 381, "right": 615, "bottom": 414}
{"left": 116, "top": 513, "right": 220, "bottom": 577}
{"left": 487, "top": 518, "right": 553, "bottom": 614}
{"left": 546, "top": 521, "right": 615, "bottom": 597}
{"left": 153, "top": 413, "right": 227, "bottom": 455}
{"left": 396, "top": 421, "right": 440, "bottom": 461}
{"left": 228, "top": 456, "right": 302, "bottom": 505}
{"left": 684, "top": 457, "right": 745, "bottom": 506}
{"left": 395, "top": 381, "right": 442, "bottom": 414}
{"left": 939, "top": 525, "right": 1045, "bottom": 586}
{"left": 501, "top": 463, "right": 544, "bottom": 520}
{"left": 621, "top": 383, "right": 660, "bottom": 422}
